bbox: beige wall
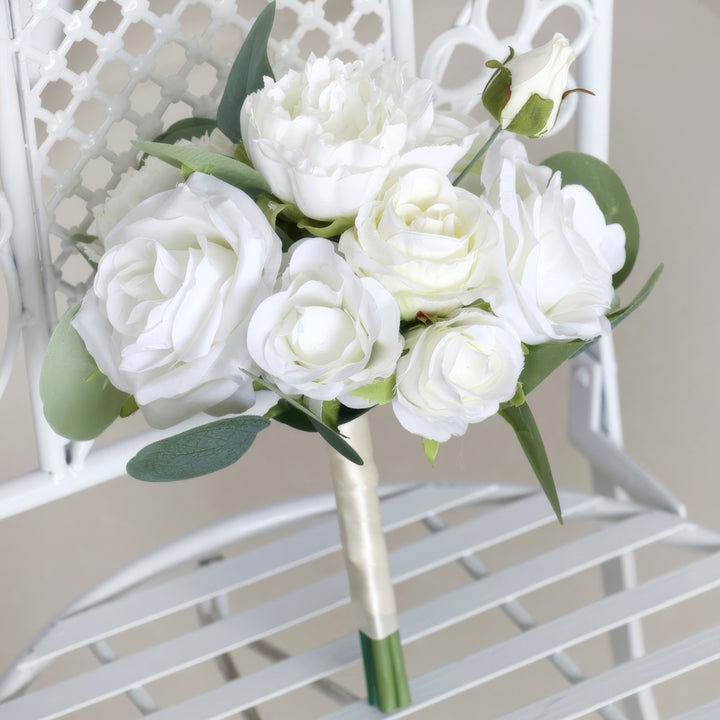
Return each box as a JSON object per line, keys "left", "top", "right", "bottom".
{"left": 0, "top": 0, "right": 718, "bottom": 711}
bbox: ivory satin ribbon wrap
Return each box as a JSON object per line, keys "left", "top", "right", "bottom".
{"left": 329, "top": 416, "right": 399, "bottom": 641}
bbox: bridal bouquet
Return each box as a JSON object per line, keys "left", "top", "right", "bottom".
{"left": 40, "top": 3, "right": 659, "bottom": 712}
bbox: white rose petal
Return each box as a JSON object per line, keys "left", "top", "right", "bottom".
{"left": 480, "top": 138, "right": 626, "bottom": 343}
{"left": 240, "top": 56, "right": 477, "bottom": 221}
{"left": 247, "top": 237, "right": 402, "bottom": 407}
{"left": 392, "top": 309, "right": 524, "bottom": 442}
{"left": 339, "top": 167, "right": 503, "bottom": 321}
{"left": 74, "top": 172, "right": 282, "bottom": 428}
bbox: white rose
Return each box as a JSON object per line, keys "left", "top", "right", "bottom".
{"left": 481, "top": 138, "right": 626, "bottom": 343}
{"left": 247, "top": 237, "right": 402, "bottom": 407}
{"left": 339, "top": 167, "right": 503, "bottom": 321}
{"left": 392, "top": 309, "right": 524, "bottom": 442}
{"left": 93, "top": 129, "right": 236, "bottom": 241}
{"left": 74, "top": 172, "right": 282, "bottom": 428}
{"left": 240, "top": 56, "right": 477, "bottom": 221}
{"left": 482, "top": 33, "right": 575, "bottom": 138}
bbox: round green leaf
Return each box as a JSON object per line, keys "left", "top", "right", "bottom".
{"left": 126, "top": 415, "right": 271, "bottom": 482}
{"left": 542, "top": 151, "right": 639, "bottom": 288}
{"left": 40, "top": 305, "right": 129, "bottom": 440}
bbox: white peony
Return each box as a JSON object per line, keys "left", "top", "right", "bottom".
{"left": 392, "top": 309, "right": 524, "bottom": 442}
{"left": 339, "top": 167, "right": 503, "bottom": 321}
{"left": 93, "top": 129, "right": 236, "bottom": 241}
{"left": 240, "top": 55, "right": 477, "bottom": 221}
{"left": 480, "top": 137, "right": 626, "bottom": 344}
{"left": 74, "top": 172, "right": 282, "bottom": 428}
{"left": 247, "top": 237, "right": 402, "bottom": 407}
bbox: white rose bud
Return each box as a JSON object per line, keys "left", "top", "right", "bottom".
{"left": 392, "top": 309, "right": 524, "bottom": 442}
{"left": 240, "top": 56, "right": 477, "bottom": 221}
{"left": 247, "top": 238, "right": 403, "bottom": 407}
{"left": 74, "top": 173, "right": 282, "bottom": 428}
{"left": 339, "top": 167, "right": 503, "bottom": 322}
{"left": 482, "top": 33, "right": 575, "bottom": 138}
{"left": 481, "top": 138, "right": 626, "bottom": 343}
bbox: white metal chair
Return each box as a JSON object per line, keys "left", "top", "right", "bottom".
{"left": 1, "top": 1, "right": 719, "bottom": 718}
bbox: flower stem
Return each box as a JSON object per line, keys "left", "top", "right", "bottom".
{"left": 360, "top": 631, "right": 411, "bottom": 712}
{"left": 452, "top": 124, "right": 503, "bottom": 187}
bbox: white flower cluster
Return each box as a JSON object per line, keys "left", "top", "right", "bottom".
{"left": 74, "top": 54, "right": 624, "bottom": 444}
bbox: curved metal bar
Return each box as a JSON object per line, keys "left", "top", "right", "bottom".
{"left": 0, "top": 192, "right": 24, "bottom": 401}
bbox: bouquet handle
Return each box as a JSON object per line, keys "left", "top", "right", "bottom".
{"left": 329, "top": 416, "right": 411, "bottom": 712}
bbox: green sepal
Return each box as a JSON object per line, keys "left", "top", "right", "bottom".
{"left": 234, "top": 141, "right": 252, "bottom": 166}
{"left": 542, "top": 151, "right": 640, "bottom": 288}
{"left": 248, "top": 372, "right": 363, "bottom": 465}
{"left": 71, "top": 233, "right": 101, "bottom": 270}
{"left": 151, "top": 117, "right": 219, "bottom": 146}
{"left": 120, "top": 395, "right": 139, "bottom": 418}
{"left": 422, "top": 438, "right": 440, "bottom": 467}
{"left": 296, "top": 214, "right": 354, "bottom": 239}
{"left": 481, "top": 64, "right": 511, "bottom": 123}
{"left": 507, "top": 382, "right": 526, "bottom": 408}
{"left": 133, "top": 141, "right": 271, "bottom": 198}
{"left": 518, "top": 264, "right": 663, "bottom": 396}
{"left": 40, "top": 304, "right": 130, "bottom": 441}
{"left": 217, "top": 1, "right": 276, "bottom": 143}
{"left": 505, "top": 92, "right": 554, "bottom": 138}
{"left": 499, "top": 402, "right": 562, "bottom": 523}
{"left": 351, "top": 374, "right": 395, "bottom": 405}
{"left": 126, "top": 415, "right": 270, "bottom": 482}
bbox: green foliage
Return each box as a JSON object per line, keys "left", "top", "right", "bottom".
{"left": 248, "top": 373, "right": 363, "bottom": 465}
{"left": 351, "top": 374, "right": 396, "bottom": 405}
{"left": 422, "top": 438, "right": 440, "bottom": 467}
{"left": 133, "top": 141, "right": 271, "bottom": 198}
{"left": 40, "top": 305, "right": 129, "bottom": 440}
{"left": 126, "top": 415, "right": 270, "bottom": 481}
{"left": 519, "top": 265, "right": 663, "bottom": 396}
{"left": 70, "top": 233, "right": 101, "bottom": 270}
{"left": 151, "top": 117, "right": 219, "bottom": 146}
{"left": 499, "top": 402, "right": 562, "bottom": 523}
{"left": 217, "top": 2, "right": 276, "bottom": 143}
{"left": 542, "top": 152, "right": 640, "bottom": 288}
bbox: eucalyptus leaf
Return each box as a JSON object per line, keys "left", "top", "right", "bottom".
{"left": 40, "top": 305, "right": 130, "bottom": 441}
{"left": 499, "top": 403, "right": 562, "bottom": 523}
{"left": 248, "top": 372, "right": 363, "bottom": 465}
{"left": 133, "top": 141, "right": 271, "bottom": 198}
{"left": 217, "top": 2, "right": 276, "bottom": 143}
{"left": 127, "top": 415, "right": 270, "bottom": 482}
{"left": 152, "top": 117, "right": 218, "bottom": 146}
{"left": 542, "top": 151, "right": 639, "bottom": 288}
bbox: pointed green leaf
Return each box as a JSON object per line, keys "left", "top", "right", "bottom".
{"left": 127, "top": 415, "right": 270, "bottom": 482}
{"left": 519, "top": 264, "right": 663, "bottom": 396}
{"left": 71, "top": 233, "right": 101, "bottom": 270}
{"left": 151, "top": 117, "right": 219, "bottom": 146}
{"left": 133, "top": 141, "right": 271, "bottom": 198}
{"left": 422, "top": 438, "right": 440, "bottom": 467}
{"left": 247, "top": 372, "right": 363, "bottom": 465}
{"left": 120, "top": 395, "right": 139, "bottom": 418}
{"left": 297, "top": 215, "right": 354, "bottom": 238}
{"left": 217, "top": 2, "right": 276, "bottom": 143}
{"left": 499, "top": 403, "right": 562, "bottom": 522}
{"left": 542, "top": 151, "right": 640, "bottom": 288}
{"left": 351, "top": 374, "right": 395, "bottom": 405}
{"left": 505, "top": 92, "right": 554, "bottom": 138}
{"left": 40, "top": 305, "right": 130, "bottom": 440}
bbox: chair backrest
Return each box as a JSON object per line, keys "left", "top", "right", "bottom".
{"left": 0, "top": 0, "right": 617, "bottom": 519}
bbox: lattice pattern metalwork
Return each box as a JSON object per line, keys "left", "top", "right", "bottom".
{"left": 7, "top": 0, "right": 391, "bottom": 311}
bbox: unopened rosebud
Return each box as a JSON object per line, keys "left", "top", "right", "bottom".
{"left": 482, "top": 33, "right": 577, "bottom": 138}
